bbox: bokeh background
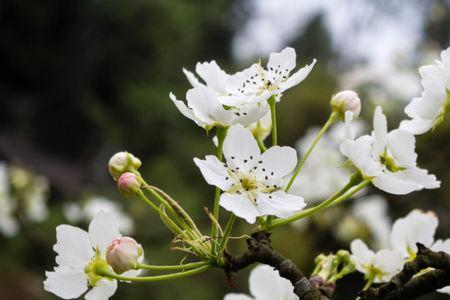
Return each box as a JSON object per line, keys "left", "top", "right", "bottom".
{"left": 1, "top": 0, "right": 449, "bottom": 299}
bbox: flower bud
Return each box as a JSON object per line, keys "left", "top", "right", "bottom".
{"left": 108, "top": 152, "right": 142, "bottom": 181}
{"left": 106, "top": 237, "right": 143, "bottom": 274}
{"left": 330, "top": 90, "right": 361, "bottom": 119}
{"left": 250, "top": 112, "right": 272, "bottom": 142}
{"left": 118, "top": 172, "right": 141, "bottom": 196}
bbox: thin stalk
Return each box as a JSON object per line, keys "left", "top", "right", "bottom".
{"left": 264, "top": 180, "right": 370, "bottom": 230}
{"left": 257, "top": 138, "right": 268, "bottom": 152}
{"left": 211, "top": 126, "right": 228, "bottom": 255}
{"left": 216, "top": 214, "right": 236, "bottom": 262}
{"left": 285, "top": 112, "right": 339, "bottom": 192}
{"left": 268, "top": 95, "right": 278, "bottom": 146}
{"left": 136, "top": 261, "right": 208, "bottom": 271}
{"left": 99, "top": 265, "right": 211, "bottom": 282}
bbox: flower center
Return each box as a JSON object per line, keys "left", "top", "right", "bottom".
{"left": 84, "top": 249, "right": 113, "bottom": 287}
{"left": 380, "top": 151, "right": 404, "bottom": 172}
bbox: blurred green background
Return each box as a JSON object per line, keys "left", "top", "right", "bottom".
{"left": 0, "top": 0, "right": 449, "bottom": 299}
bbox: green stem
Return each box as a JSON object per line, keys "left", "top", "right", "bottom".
{"left": 263, "top": 179, "right": 369, "bottom": 230}
{"left": 136, "top": 261, "right": 207, "bottom": 271}
{"left": 285, "top": 112, "right": 339, "bottom": 192}
{"left": 216, "top": 214, "right": 236, "bottom": 263}
{"left": 257, "top": 138, "right": 268, "bottom": 152}
{"left": 267, "top": 95, "right": 278, "bottom": 146}
{"left": 99, "top": 265, "right": 211, "bottom": 282}
{"left": 363, "top": 273, "right": 376, "bottom": 290}
{"left": 211, "top": 126, "right": 228, "bottom": 255}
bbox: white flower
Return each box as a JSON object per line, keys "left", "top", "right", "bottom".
{"left": 182, "top": 60, "right": 230, "bottom": 95}
{"left": 340, "top": 106, "right": 440, "bottom": 195}
{"left": 400, "top": 47, "right": 450, "bottom": 134}
{"left": 194, "top": 124, "right": 306, "bottom": 223}
{"left": 44, "top": 211, "right": 143, "bottom": 299}
{"left": 224, "top": 264, "right": 298, "bottom": 300}
{"left": 63, "top": 196, "right": 134, "bottom": 235}
{"left": 389, "top": 209, "right": 450, "bottom": 294}
{"left": 0, "top": 163, "right": 18, "bottom": 237}
{"left": 170, "top": 86, "right": 268, "bottom": 129}
{"left": 352, "top": 195, "right": 391, "bottom": 249}
{"left": 330, "top": 90, "right": 362, "bottom": 118}
{"left": 350, "top": 239, "right": 403, "bottom": 283}
{"left": 225, "top": 47, "right": 316, "bottom": 106}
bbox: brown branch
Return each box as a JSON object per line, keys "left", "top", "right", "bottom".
{"left": 224, "top": 231, "right": 333, "bottom": 300}
{"left": 360, "top": 243, "right": 450, "bottom": 300}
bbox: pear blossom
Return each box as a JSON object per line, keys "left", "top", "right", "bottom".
{"left": 249, "top": 112, "right": 272, "bottom": 142}
{"left": 106, "top": 237, "right": 143, "bottom": 274}
{"left": 225, "top": 47, "right": 316, "bottom": 106}
{"left": 224, "top": 264, "right": 298, "bottom": 300}
{"left": 340, "top": 106, "right": 440, "bottom": 195}
{"left": 170, "top": 86, "right": 268, "bottom": 129}
{"left": 108, "top": 151, "right": 142, "bottom": 181}
{"left": 182, "top": 60, "right": 230, "bottom": 95}
{"left": 194, "top": 124, "right": 306, "bottom": 224}
{"left": 400, "top": 47, "right": 450, "bottom": 134}
{"left": 63, "top": 196, "right": 134, "bottom": 234}
{"left": 44, "top": 211, "right": 143, "bottom": 299}
{"left": 350, "top": 239, "right": 403, "bottom": 283}
{"left": 330, "top": 90, "right": 362, "bottom": 118}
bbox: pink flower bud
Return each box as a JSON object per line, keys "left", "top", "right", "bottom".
{"left": 106, "top": 237, "right": 143, "bottom": 274}
{"left": 108, "top": 151, "right": 142, "bottom": 181}
{"left": 118, "top": 172, "right": 141, "bottom": 196}
{"left": 330, "top": 90, "right": 361, "bottom": 119}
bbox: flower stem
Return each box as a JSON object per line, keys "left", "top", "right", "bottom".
{"left": 257, "top": 138, "right": 268, "bottom": 152}
{"left": 285, "top": 112, "right": 339, "bottom": 192}
{"left": 99, "top": 265, "right": 211, "bottom": 282}
{"left": 216, "top": 214, "right": 236, "bottom": 263}
{"left": 263, "top": 179, "right": 369, "bottom": 230}
{"left": 136, "top": 261, "right": 208, "bottom": 271}
{"left": 268, "top": 95, "right": 278, "bottom": 146}
{"left": 211, "top": 126, "right": 228, "bottom": 255}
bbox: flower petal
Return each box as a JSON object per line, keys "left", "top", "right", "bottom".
{"left": 249, "top": 265, "right": 297, "bottom": 300}
{"left": 279, "top": 59, "right": 316, "bottom": 93}
{"left": 386, "top": 129, "right": 417, "bottom": 168}
{"left": 186, "top": 86, "right": 232, "bottom": 125}
{"left": 169, "top": 92, "right": 205, "bottom": 127}
{"left": 89, "top": 211, "right": 121, "bottom": 253}
{"left": 195, "top": 60, "right": 229, "bottom": 94}
{"left": 267, "top": 47, "right": 296, "bottom": 74}
{"left": 254, "top": 146, "right": 297, "bottom": 180}
{"left": 44, "top": 270, "right": 88, "bottom": 299}
{"left": 193, "top": 155, "right": 233, "bottom": 191}
{"left": 373, "top": 250, "right": 404, "bottom": 282}
{"left": 256, "top": 191, "right": 306, "bottom": 219}
{"left": 219, "top": 193, "right": 259, "bottom": 224}
{"left": 350, "top": 239, "right": 374, "bottom": 274}
{"left": 84, "top": 279, "right": 117, "bottom": 300}
{"left": 400, "top": 167, "right": 440, "bottom": 189}
{"left": 53, "top": 225, "right": 94, "bottom": 266}
{"left": 431, "top": 239, "right": 450, "bottom": 254}
{"left": 224, "top": 294, "right": 254, "bottom": 300}
{"left": 372, "top": 171, "right": 422, "bottom": 195}
{"left": 223, "top": 124, "right": 260, "bottom": 173}
{"left": 182, "top": 68, "right": 203, "bottom": 88}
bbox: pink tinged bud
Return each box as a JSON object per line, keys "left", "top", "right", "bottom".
{"left": 108, "top": 151, "right": 142, "bottom": 181}
{"left": 330, "top": 90, "right": 361, "bottom": 119}
{"left": 106, "top": 237, "right": 143, "bottom": 274}
{"left": 118, "top": 172, "right": 141, "bottom": 196}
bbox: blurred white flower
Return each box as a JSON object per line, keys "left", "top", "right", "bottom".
{"left": 194, "top": 124, "right": 305, "bottom": 224}
{"left": 0, "top": 163, "right": 19, "bottom": 237}
{"left": 224, "top": 264, "right": 298, "bottom": 300}
{"left": 400, "top": 47, "right": 450, "bottom": 134}
{"left": 249, "top": 112, "right": 272, "bottom": 142}
{"left": 352, "top": 195, "right": 391, "bottom": 249}
{"left": 44, "top": 211, "right": 143, "bottom": 300}
{"left": 340, "top": 106, "right": 440, "bottom": 195}
{"left": 350, "top": 239, "right": 403, "bottom": 283}
{"left": 63, "top": 196, "right": 134, "bottom": 235}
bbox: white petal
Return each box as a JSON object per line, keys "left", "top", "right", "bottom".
{"left": 193, "top": 155, "right": 233, "bottom": 191}
{"left": 186, "top": 86, "right": 232, "bottom": 125}
{"left": 350, "top": 239, "right": 374, "bottom": 273}
{"left": 224, "top": 294, "right": 254, "bottom": 300}
{"left": 386, "top": 130, "right": 417, "bottom": 168}
{"left": 169, "top": 92, "right": 205, "bottom": 127}
{"left": 230, "top": 103, "right": 270, "bottom": 126}
{"left": 390, "top": 210, "right": 438, "bottom": 257}
{"left": 219, "top": 193, "right": 260, "bottom": 224}
{"left": 89, "top": 211, "right": 121, "bottom": 253}
{"left": 195, "top": 60, "right": 229, "bottom": 94}
{"left": 373, "top": 250, "right": 404, "bottom": 282}
{"left": 84, "top": 279, "right": 117, "bottom": 300}
{"left": 373, "top": 106, "right": 388, "bottom": 154}
{"left": 431, "top": 239, "right": 450, "bottom": 254}
{"left": 438, "top": 286, "right": 450, "bottom": 295}
{"left": 399, "top": 118, "right": 434, "bottom": 135}
{"left": 372, "top": 171, "right": 422, "bottom": 195}
{"left": 53, "top": 225, "right": 94, "bottom": 265}
{"left": 267, "top": 47, "right": 296, "bottom": 74}
{"left": 249, "top": 265, "right": 297, "bottom": 300}
{"left": 340, "top": 137, "right": 381, "bottom": 177}
{"left": 254, "top": 146, "right": 297, "bottom": 179}
{"left": 182, "top": 68, "right": 203, "bottom": 88}
{"left": 223, "top": 124, "right": 260, "bottom": 172}
{"left": 401, "top": 167, "right": 440, "bottom": 189}
{"left": 44, "top": 270, "right": 88, "bottom": 299}
{"left": 256, "top": 191, "right": 306, "bottom": 219}
{"left": 279, "top": 59, "right": 316, "bottom": 92}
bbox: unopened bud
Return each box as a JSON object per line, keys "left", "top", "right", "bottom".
{"left": 108, "top": 152, "right": 142, "bottom": 181}
{"left": 106, "top": 237, "right": 143, "bottom": 274}
{"left": 118, "top": 172, "right": 141, "bottom": 196}
{"left": 330, "top": 90, "right": 361, "bottom": 119}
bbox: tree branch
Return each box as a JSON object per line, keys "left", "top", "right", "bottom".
{"left": 360, "top": 243, "right": 450, "bottom": 300}
{"left": 224, "top": 231, "right": 333, "bottom": 300}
